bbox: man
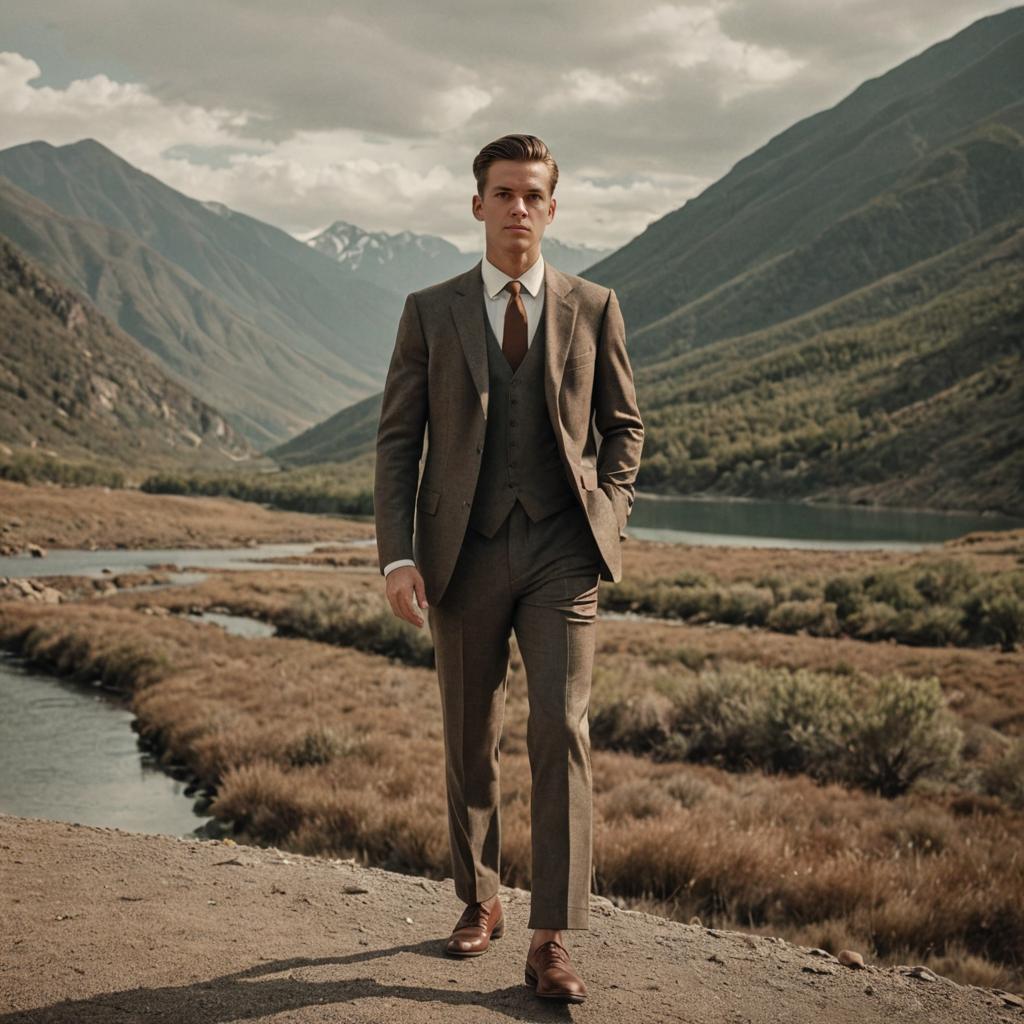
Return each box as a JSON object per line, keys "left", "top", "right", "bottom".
{"left": 374, "top": 133, "right": 643, "bottom": 1003}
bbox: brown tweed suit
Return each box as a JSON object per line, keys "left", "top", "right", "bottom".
{"left": 374, "top": 259, "right": 643, "bottom": 929}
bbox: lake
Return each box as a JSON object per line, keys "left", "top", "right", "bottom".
{"left": 627, "top": 494, "right": 1023, "bottom": 549}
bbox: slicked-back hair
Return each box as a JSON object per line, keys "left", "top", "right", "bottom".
{"left": 473, "top": 134, "right": 559, "bottom": 197}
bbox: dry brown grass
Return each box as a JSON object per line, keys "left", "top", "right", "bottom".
{"left": 0, "top": 478, "right": 374, "bottom": 550}
{"left": 619, "top": 527, "right": 1024, "bottom": 584}
{"left": 2, "top": 591, "right": 1022, "bottom": 992}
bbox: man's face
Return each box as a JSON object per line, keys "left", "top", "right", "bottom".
{"left": 472, "top": 159, "right": 556, "bottom": 258}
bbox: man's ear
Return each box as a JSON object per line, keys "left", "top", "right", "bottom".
{"left": 547, "top": 196, "right": 556, "bottom": 224}
{"left": 472, "top": 194, "right": 484, "bottom": 221}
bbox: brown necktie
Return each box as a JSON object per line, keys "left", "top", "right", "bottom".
{"left": 502, "top": 280, "right": 528, "bottom": 371}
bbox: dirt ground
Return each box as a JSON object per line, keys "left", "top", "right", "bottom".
{"left": 1, "top": 815, "right": 1018, "bottom": 1024}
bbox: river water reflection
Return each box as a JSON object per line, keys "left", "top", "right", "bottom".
{"left": 628, "top": 494, "right": 1023, "bottom": 549}
{"left": 0, "top": 652, "right": 210, "bottom": 836}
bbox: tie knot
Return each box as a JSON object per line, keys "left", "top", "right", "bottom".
{"left": 504, "top": 280, "right": 522, "bottom": 298}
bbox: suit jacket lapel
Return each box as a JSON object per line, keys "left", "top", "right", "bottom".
{"left": 542, "top": 263, "right": 578, "bottom": 438}
{"left": 450, "top": 262, "right": 489, "bottom": 419}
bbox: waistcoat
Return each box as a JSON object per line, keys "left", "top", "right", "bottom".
{"left": 468, "top": 303, "right": 578, "bottom": 537}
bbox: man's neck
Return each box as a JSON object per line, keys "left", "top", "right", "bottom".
{"left": 485, "top": 246, "right": 541, "bottom": 279}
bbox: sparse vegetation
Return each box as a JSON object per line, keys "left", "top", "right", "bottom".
{"left": 603, "top": 557, "right": 1024, "bottom": 649}
{"left": 591, "top": 663, "right": 963, "bottom": 797}
{"left": 0, "top": 451, "right": 126, "bottom": 488}
{"left": 142, "top": 465, "right": 374, "bottom": 518}
{"left": 1, "top": 588, "right": 1022, "bottom": 991}
{"left": 277, "top": 587, "right": 434, "bottom": 666}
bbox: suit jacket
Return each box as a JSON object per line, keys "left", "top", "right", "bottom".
{"left": 374, "top": 259, "right": 644, "bottom": 606}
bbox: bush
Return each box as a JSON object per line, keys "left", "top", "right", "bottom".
{"left": 901, "top": 605, "right": 968, "bottom": 646}
{"left": 845, "top": 600, "right": 909, "bottom": 641}
{"left": 913, "top": 559, "right": 981, "bottom": 604}
{"left": 278, "top": 588, "right": 435, "bottom": 666}
{"left": 962, "top": 579, "right": 1024, "bottom": 651}
{"left": 590, "top": 691, "right": 675, "bottom": 754}
{"left": 824, "top": 575, "right": 864, "bottom": 619}
{"left": 595, "top": 663, "right": 963, "bottom": 797}
{"left": 979, "top": 739, "right": 1024, "bottom": 809}
{"left": 766, "top": 599, "right": 840, "bottom": 636}
{"left": 285, "top": 726, "right": 361, "bottom": 767}
{"left": 863, "top": 570, "right": 925, "bottom": 611}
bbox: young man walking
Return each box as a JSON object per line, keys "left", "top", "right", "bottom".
{"left": 374, "top": 133, "right": 644, "bottom": 1003}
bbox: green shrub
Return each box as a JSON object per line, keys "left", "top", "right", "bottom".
{"left": 962, "top": 578, "right": 1024, "bottom": 651}
{"left": 913, "top": 559, "right": 981, "bottom": 604}
{"left": 824, "top": 576, "right": 864, "bottom": 619}
{"left": 279, "top": 588, "right": 434, "bottom": 666}
{"left": 766, "top": 599, "right": 840, "bottom": 636}
{"left": 845, "top": 600, "right": 909, "bottom": 641}
{"left": 596, "top": 663, "right": 963, "bottom": 797}
{"left": 863, "top": 570, "right": 925, "bottom": 611}
{"left": 979, "top": 739, "right": 1024, "bottom": 809}
{"left": 901, "top": 605, "right": 968, "bottom": 646}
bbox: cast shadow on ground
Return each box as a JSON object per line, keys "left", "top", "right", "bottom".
{"left": 0, "top": 939, "right": 578, "bottom": 1022}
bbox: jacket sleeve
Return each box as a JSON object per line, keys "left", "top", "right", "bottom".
{"left": 373, "top": 293, "right": 428, "bottom": 574}
{"left": 593, "top": 287, "right": 644, "bottom": 536}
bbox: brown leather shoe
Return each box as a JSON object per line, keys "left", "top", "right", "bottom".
{"left": 524, "top": 939, "right": 587, "bottom": 1002}
{"left": 444, "top": 896, "right": 505, "bottom": 957}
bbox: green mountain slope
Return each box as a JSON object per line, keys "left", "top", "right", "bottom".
{"left": 584, "top": 7, "right": 1024, "bottom": 354}
{"left": 0, "top": 236, "right": 253, "bottom": 471}
{"left": 268, "top": 388, "right": 383, "bottom": 468}
{"left": 0, "top": 138, "right": 404, "bottom": 445}
{"left": 0, "top": 179, "right": 372, "bottom": 447}
{"left": 226, "top": 10, "right": 1024, "bottom": 518}
{"left": 634, "top": 212, "right": 1024, "bottom": 515}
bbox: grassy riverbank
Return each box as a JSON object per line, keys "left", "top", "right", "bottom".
{"left": 2, "top": 481, "right": 1022, "bottom": 989}
{"left": 2, "top": 549, "right": 1023, "bottom": 993}
{"left": 0, "top": 478, "right": 375, "bottom": 552}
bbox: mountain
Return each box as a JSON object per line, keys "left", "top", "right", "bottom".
{"left": 305, "top": 220, "right": 609, "bottom": 294}
{"left": 630, "top": 210, "right": 1024, "bottom": 515}
{"left": 583, "top": 6, "right": 1024, "bottom": 360}
{"left": 0, "top": 176, "right": 364, "bottom": 447}
{"left": 0, "top": 138, "right": 403, "bottom": 446}
{"left": 305, "top": 221, "right": 471, "bottom": 294}
{"left": 282, "top": 8, "right": 1024, "bottom": 516}
{"left": 268, "top": 387, "right": 382, "bottom": 469}
{"left": 0, "top": 235, "right": 252, "bottom": 471}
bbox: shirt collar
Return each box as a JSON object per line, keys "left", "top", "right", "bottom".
{"left": 482, "top": 252, "right": 545, "bottom": 300}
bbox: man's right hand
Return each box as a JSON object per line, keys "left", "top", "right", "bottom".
{"left": 385, "top": 565, "right": 429, "bottom": 628}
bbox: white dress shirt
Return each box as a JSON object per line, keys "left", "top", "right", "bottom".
{"left": 383, "top": 254, "right": 546, "bottom": 578}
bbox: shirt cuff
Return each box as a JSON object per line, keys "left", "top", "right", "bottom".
{"left": 383, "top": 558, "right": 417, "bottom": 577}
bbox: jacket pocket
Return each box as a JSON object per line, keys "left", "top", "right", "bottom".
{"left": 416, "top": 486, "right": 440, "bottom": 515}
{"left": 565, "top": 345, "right": 596, "bottom": 368}
{"left": 579, "top": 467, "right": 599, "bottom": 491}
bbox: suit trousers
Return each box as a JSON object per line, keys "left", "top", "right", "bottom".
{"left": 427, "top": 498, "right": 602, "bottom": 930}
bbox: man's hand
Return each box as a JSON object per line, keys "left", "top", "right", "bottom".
{"left": 385, "top": 565, "right": 429, "bottom": 628}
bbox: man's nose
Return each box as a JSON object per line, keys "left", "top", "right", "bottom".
{"left": 510, "top": 197, "right": 528, "bottom": 216}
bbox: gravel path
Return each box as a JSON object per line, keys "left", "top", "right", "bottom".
{"left": 1, "top": 815, "right": 1017, "bottom": 1023}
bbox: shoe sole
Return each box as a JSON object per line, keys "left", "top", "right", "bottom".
{"left": 444, "top": 918, "right": 504, "bottom": 957}
{"left": 524, "top": 963, "right": 586, "bottom": 1003}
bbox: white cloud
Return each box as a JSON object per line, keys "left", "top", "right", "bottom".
{"left": 0, "top": 1, "right": 1016, "bottom": 250}
{"left": 553, "top": 68, "right": 634, "bottom": 109}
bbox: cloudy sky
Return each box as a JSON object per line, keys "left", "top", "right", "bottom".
{"left": 0, "top": 1, "right": 1016, "bottom": 251}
